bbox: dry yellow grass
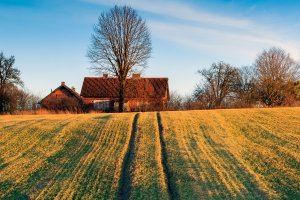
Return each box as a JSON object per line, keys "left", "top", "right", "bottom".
{"left": 0, "top": 108, "right": 299, "bottom": 199}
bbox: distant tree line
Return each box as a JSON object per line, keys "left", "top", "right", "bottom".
{"left": 0, "top": 52, "right": 40, "bottom": 114}
{"left": 167, "top": 47, "right": 300, "bottom": 110}
{"left": 2, "top": 46, "right": 300, "bottom": 114}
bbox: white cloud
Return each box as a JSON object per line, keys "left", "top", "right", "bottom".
{"left": 83, "top": 0, "right": 300, "bottom": 60}
{"left": 83, "top": 0, "right": 252, "bottom": 29}
{"left": 149, "top": 20, "right": 300, "bottom": 60}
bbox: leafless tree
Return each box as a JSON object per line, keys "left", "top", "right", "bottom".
{"left": 295, "top": 80, "right": 300, "bottom": 101}
{"left": 234, "top": 66, "right": 258, "bottom": 107}
{"left": 167, "top": 91, "right": 183, "bottom": 111}
{"left": 0, "top": 52, "right": 23, "bottom": 113}
{"left": 0, "top": 83, "right": 40, "bottom": 114}
{"left": 196, "top": 62, "right": 239, "bottom": 108}
{"left": 182, "top": 94, "right": 194, "bottom": 110}
{"left": 87, "top": 5, "right": 152, "bottom": 112}
{"left": 193, "top": 83, "right": 213, "bottom": 109}
{"left": 254, "top": 47, "right": 300, "bottom": 106}
{"left": 18, "top": 90, "right": 41, "bottom": 111}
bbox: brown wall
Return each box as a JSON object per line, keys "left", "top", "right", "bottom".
{"left": 82, "top": 97, "right": 167, "bottom": 112}
{"left": 41, "top": 87, "right": 83, "bottom": 112}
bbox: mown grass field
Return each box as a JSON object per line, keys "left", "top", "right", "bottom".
{"left": 0, "top": 108, "right": 299, "bottom": 199}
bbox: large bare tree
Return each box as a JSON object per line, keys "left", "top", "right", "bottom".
{"left": 87, "top": 5, "right": 152, "bottom": 112}
{"left": 254, "top": 47, "right": 300, "bottom": 106}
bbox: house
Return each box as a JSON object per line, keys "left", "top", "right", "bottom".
{"left": 40, "top": 74, "right": 169, "bottom": 112}
{"left": 80, "top": 74, "right": 169, "bottom": 111}
{"left": 39, "top": 82, "right": 83, "bottom": 112}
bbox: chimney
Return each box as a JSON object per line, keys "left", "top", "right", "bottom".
{"left": 61, "top": 81, "right": 65, "bottom": 86}
{"left": 103, "top": 74, "right": 108, "bottom": 78}
{"left": 71, "top": 87, "right": 75, "bottom": 91}
{"left": 132, "top": 73, "right": 141, "bottom": 79}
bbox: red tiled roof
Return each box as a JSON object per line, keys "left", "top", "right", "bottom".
{"left": 80, "top": 77, "right": 169, "bottom": 99}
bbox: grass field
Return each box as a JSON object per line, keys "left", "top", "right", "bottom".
{"left": 0, "top": 108, "right": 299, "bottom": 199}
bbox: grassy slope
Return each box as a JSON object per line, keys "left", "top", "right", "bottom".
{"left": 0, "top": 108, "right": 299, "bottom": 199}
{"left": 123, "top": 112, "right": 169, "bottom": 200}
{"left": 0, "top": 113, "right": 135, "bottom": 199}
{"left": 161, "top": 108, "right": 300, "bottom": 199}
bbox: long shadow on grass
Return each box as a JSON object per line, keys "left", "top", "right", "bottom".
{"left": 0, "top": 119, "right": 46, "bottom": 148}
{"left": 1, "top": 116, "right": 110, "bottom": 199}
{"left": 199, "top": 125, "right": 268, "bottom": 199}
{"left": 239, "top": 126, "right": 300, "bottom": 199}
{"left": 118, "top": 113, "right": 139, "bottom": 200}
{"left": 0, "top": 158, "right": 8, "bottom": 171}
{"left": 157, "top": 112, "right": 178, "bottom": 200}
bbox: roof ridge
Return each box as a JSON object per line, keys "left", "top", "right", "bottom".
{"left": 83, "top": 77, "right": 168, "bottom": 79}
{"left": 80, "top": 77, "right": 169, "bottom": 98}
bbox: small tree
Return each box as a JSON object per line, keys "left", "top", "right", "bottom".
{"left": 196, "top": 62, "right": 239, "bottom": 109}
{"left": 167, "top": 91, "right": 183, "bottom": 111}
{"left": 234, "top": 66, "right": 257, "bottom": 107}
{"left": 18, "top": 90, "right": 41, "bottom": 111}
{"left": 294, "top": 80, "right": 300, "bottom": 101}
{"left": 87, "top": 5, "right": 152, "bottom": 112}
{"left": 254, "top": 47, "right": 300, "bottom": 106}
{"left": 0, "top": 52, "right": 23, "bottom": 113}
{"left": 193, "top": 83, "right": 214, "bottom": 109}
{"left": 182, "top": 94, "right": 194, "bottom": 110}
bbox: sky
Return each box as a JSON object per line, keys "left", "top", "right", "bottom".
{"left": 1, "top": 0, "right": 300, "bottom": 97}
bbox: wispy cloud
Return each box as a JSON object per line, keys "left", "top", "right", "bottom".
{"left": 84, "top": 0, "right": 253, "bottom": 29}
{"left": 83, "top": 0, "right": 300, "bottom": 60}
{"left": 149, "top": 20, "right": 300, "bottom": 59}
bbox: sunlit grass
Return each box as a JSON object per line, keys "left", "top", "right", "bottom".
{"left": 0, "top": 113, "right": 134, "bottom": 199}
{"left": 0, "top": 108, "right": 299, "bottom": 199}
{"left": 161, "top": 107, "right": 300, "bottom": 199}
{"left": 128, "top": 112, "right": 169, "bottom": 200}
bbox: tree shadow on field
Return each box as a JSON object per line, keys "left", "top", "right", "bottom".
{"left": 93, "top": 115, "right": 111, "bottom": 121}
{"left": 2, "top": 116, "right": 110, "bottom": 199}
{"left": 239, "top": 126, "right": 300, "bottom": 199}
{"left": 199, "top": 125, "right": 268, "bottom": 199}
{"left": 2, "top": 189, "right": 29, "bottom": 200}
{"left": 0, "top": 180, "right": 13, "bottom": 193}
{"left": 0, "top": 158, "right": 9, "bottom": 171}
{"left": 118, "top": 113, "right": 139, "bottom": 200}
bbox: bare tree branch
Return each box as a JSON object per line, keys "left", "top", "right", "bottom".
{"left": 254, "top": 47, "right": 300, "bottom": 106}
{"left": 196, "top": 62, "right": 239, "bottom": 108}
{"left": 87, "top": 5, "right": 151, "bottom": 112}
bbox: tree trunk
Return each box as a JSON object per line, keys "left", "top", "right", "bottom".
{"left": 0, "top": 99, "right": 4, "bottom": 113}
{"left": 118, "top": 80, "right": 125, "bottom": 112}
{"left": 0, "top": 87, "right": 4, "bottom": 113}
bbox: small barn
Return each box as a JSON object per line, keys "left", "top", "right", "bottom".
{"left": 39, "top": 82, "right": 83, "bottom": 112}
{"left": 80, "top": 74, "right": 169, "bottom": 111}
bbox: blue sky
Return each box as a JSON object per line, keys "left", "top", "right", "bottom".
{"left": 1, "top": 0, "right": 300, "bottom": 97}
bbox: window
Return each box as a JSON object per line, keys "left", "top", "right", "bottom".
{"left": 94, "top": 100, "right": 110, "bottom": 110}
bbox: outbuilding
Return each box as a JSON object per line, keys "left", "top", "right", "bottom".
{"left": 39, "top": 82, "right": 83, "bottom": 112}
